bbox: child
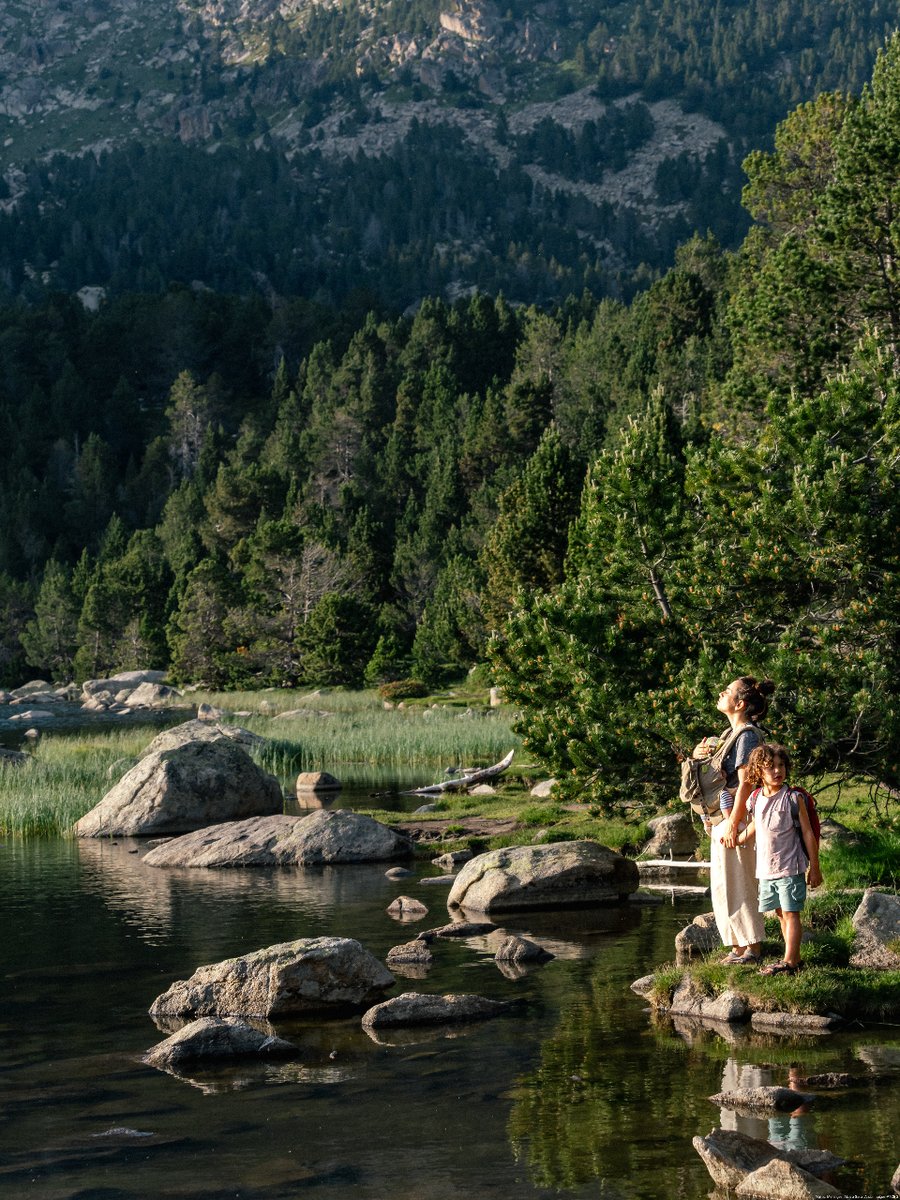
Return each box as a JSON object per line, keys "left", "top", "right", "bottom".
{"left": 737, "top": 743, "right": 822, "bottom": 976}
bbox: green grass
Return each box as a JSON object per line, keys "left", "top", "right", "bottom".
{"left": 191, "top": 684, "right": 518, "bottom": 769}
{"left": 821, "top": 831, "right": 900, "bottom": 890}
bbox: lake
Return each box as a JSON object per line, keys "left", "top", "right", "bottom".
{"left": 2, "top": 831, "right": 897, "bottom": 1199}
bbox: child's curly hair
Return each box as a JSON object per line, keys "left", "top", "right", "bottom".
{"left": 746, "top": 742, "right": 793, "bottom": 788}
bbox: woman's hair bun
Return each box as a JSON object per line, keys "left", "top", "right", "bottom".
{"left": 758, "top": 679, "right": 776, "bottom": 696}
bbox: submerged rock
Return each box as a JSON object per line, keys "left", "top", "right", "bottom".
{"left": 750, "top": 1012, "right": 842, "bottom": 1034}
{"left": 447, "top": 841, "right": 639, "bottom": 913}
{"left": 74, "top": 738, "right": 283, "bottom": 837}
{"left": 425, "top": 920, "right": 497, "bottom": 938}
{"left": 385, "top": 866, "right": 415, "bottom": 880}
{"left": 143, "top": 810, "right": 413, "bottom": 867}
{"left": 493, "top": 934, "right": 553, "bottom": 964}
{"left": 296, "top": 771, "right": 342, "bottom": 794}
{"left": 150, "top": 938, "right": 394, "bottom": 1020}
{"left": 710, "top": 1086, "right": 817, "bottom": 1111}
{"left": 386, "top": 895, "right": 429, "bottom": 918}
{"left": 144, "top": 1017, "right": 297, "bottom": 1068}
{"left": 386, "top": 940, "right": 434, "bottom": 966}
{"left": 361, "top": 991, "right": 510, "bottom": 1029}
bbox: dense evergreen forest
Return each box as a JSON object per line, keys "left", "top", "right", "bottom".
{"left": 3, "top": 29, "right": 900, "bottom": 805}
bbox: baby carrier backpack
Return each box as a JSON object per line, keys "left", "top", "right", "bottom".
{"left": 679, "top": 725, "right": 744, "bottom": 825}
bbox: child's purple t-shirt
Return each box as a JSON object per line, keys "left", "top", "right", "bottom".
{"left": 748, "top": 785, "right": 807, "bottom": 880}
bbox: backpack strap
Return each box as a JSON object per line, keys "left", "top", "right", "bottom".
{"left": 747, "top": 786, "right": 761, "bottom": 815}
{"left": 709, "top": 723, "right": 747, "bottom": 768}
{"left": 787, "top": 787, "right": 811, "bottom": 858}
{"left": 787, "top": 787, "right": 805, "bottom": 824}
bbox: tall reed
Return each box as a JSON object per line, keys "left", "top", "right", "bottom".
{"left": 0, "top": 695, "right": 520, "bottom": 837}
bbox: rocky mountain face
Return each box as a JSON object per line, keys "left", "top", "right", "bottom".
{"left": 2, "top": 0, "right": 892, "bottom": 308}
{"left": 0, "top": 0, "right": 721, "bottom": 228}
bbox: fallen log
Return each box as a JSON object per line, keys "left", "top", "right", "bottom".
{"left": 408, "top": 750, "right": 515, "bottom": 795}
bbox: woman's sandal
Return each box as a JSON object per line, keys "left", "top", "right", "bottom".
{"left": 721, "top": 950, "right": 760, "bottom": 965}
{"left": 759, "top": 961, "right": 799, "bottom": 976}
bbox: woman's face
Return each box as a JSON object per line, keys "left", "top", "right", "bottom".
{"left": 716, "top": 680, "right": 743, "bottom": 716}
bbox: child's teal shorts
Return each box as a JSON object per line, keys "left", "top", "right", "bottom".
{"left": 758, "top": 873, "right": 807, "bottom": 912}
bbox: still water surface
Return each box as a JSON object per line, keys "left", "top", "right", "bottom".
{"left": 2, "top": 825, "right": 898, "bottom": 1199}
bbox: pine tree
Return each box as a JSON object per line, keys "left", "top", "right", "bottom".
{"left": 20, "top": 559, "right": 79, "bottom": 680}
{"left": 481, "top": 426, "right": 583, "bottom": 629}
{"left": 491, "top": 391, "right": 695, "bottom": 810}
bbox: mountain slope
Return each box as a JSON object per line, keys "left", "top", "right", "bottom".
{"left": 1, "top": 0, "right": 897, "bottom": 307}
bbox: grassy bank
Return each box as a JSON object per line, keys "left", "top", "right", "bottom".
{"left": 647, "top": 892, "right": 900, "bottom": 1022}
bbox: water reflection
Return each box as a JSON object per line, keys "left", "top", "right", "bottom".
{"left": 707, "top": 1059, "right": 816, "bottom": 1168}
{"left": 151, "top": 1058, "right": 356, "bottom": 1094}
{"left": 76, "top": 836, "right": 403, "bottom": 948}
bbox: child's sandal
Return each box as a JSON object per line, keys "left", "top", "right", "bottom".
{"left": 759, "top": 961, "right": 799, "bottom": 976}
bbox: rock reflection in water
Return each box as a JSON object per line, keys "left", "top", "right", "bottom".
{"left": 362, "top": 1020, "right": 488, "bottom": 1048}
{"left": 76, "top": 836, "right": 398, "bottom": 948}
{"left": 153, "top": 1058, "right": 355, "bottom": 1094}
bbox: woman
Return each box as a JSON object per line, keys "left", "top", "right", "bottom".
{"left": 708, "top": 676, "right": 775, "bottom": 965}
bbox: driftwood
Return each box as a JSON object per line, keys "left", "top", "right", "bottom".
{"left": 409, "top": 750, "right": 515, "bottom": 795}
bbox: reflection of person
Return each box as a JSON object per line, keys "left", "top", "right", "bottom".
{"left": 767, "top": 1066, "right": 812, "bottom": 1151}
{"left": 741, "top": 743, "right": 823, "bottom": 976}
{"left": 718, "top": 1058, "right": 768, "bottom": 1140}
{"left": 707, "top": 677, "right": 774, "bottom": 965}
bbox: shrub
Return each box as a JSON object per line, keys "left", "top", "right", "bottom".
{"left": 379, "top": 678, "right": 429, "bottom": 701}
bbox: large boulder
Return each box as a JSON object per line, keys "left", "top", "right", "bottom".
{"left": 124, "top": 681, "right": 181, "bottom": 708}
{"left": 693, "top": 1129, "right": 845, "bottom": 1193}
{"left": 73, "top": 738, "right": 283, "bottom": 837}
{"left": 670, "top": 978, "right": 750, "bottom": 1023}
{"left": 139, "top": 719, "right": 267, "bottom": 757}
{"left": 850, "top": 888, "right": 900, "bottom": 969}
{"left": 142, "top": 810, "right": 413, "bottom": 867}
{"left": 149, "top": 938, "right": 394, "bottom": 1019}
{"left": 82, "top": 670, "right": 167, "bottom": 698}
{"left": 642, "top": 812, "right": 700, "bottom": 858}
{"left": 143, "top": 1017, "right": 297, "bottom": 1068}
{"left": 675, "top": 911, "right": 720, "bottom": 962}
{"left": 447, "top": 841, "right": 639, "bottom": 913}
